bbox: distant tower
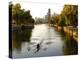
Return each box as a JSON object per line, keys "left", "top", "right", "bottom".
{"left": 48, "top": 8, "right": 51, "bottom": 25}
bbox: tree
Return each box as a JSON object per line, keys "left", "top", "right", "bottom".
{"left": 12, "top": 3, "right": 21, "bottom": 16}
{"left": 12, "top": 3, "right": 21, "bottom": 24}
{"left": 9, "top": 3, "right": 35, "bottom": 25}
{"left": 61, "top": 5, "right": 78, "bottom": 27}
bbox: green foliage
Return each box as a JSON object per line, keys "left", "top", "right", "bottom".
{"left": 9, "top": 3, "right": 35, "bottom": 25}
{"left": 59, "top": 16, "right": 66, "bottom": 26}
{"left": 61, "top": 5, "right": 78, "bottom": 26}
{"left": 52, "top": 5, "right": 78, "bottom": 27}
{"left": 51, "top": 14, "right": 60, "bottom": 25}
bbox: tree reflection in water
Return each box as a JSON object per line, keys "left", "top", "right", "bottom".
{"left": 60, "top": 31, "right": 78, "bottom": 55}
{"left": 12, "top": 28, "right": 33, "bottom": 51}
{"left": 64, "top": 36, "right": 78, "bottom": 55}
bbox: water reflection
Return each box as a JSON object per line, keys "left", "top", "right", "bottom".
{"left": 59, "top": 30, "right": 78, "bottom": 55}
{"left": 12, "top": 24, "right": 78, "bottom": 58}
{"left": 12, "top": 28, "right": 33, "bottom": 51}
{"left": 63, "top": 34, "right": 78, "bottom": 55}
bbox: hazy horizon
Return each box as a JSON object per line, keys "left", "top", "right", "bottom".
{"left": 12, "top": 0, "right": 64, "bottom": 19}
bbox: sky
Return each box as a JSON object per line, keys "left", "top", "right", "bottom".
{"left": 11, "top": 0, "right": 78, "bottom": 18}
